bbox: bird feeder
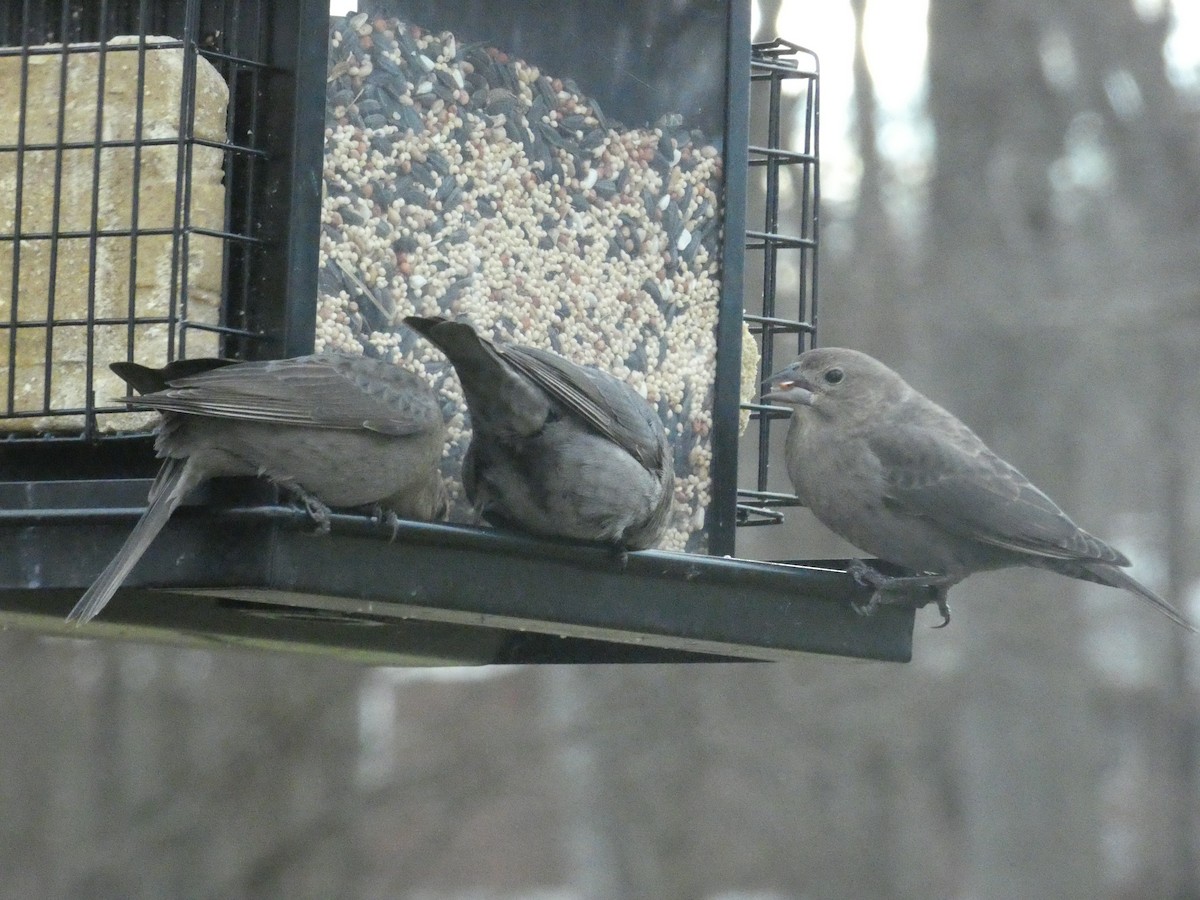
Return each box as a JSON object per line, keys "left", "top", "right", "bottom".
{"left": 0, "top": 0, "right": 913, "bottom": 664}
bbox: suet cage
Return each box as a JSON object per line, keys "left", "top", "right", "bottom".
{"left": 0, "top": 0, "right": 913, "bottom": 663}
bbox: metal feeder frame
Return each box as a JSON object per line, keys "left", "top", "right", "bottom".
{"left": 0, "top": 1, "right": 913, "bottom": 664}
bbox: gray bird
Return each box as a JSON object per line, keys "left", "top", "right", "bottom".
{"left": 763, "top": 347, "right": 1195, "bottom": 631}
{"left": 68, "top": 354, "right": 448, "bottom": 625}
{"left": 404, "top": 315, "right": 674, "bottom": 550}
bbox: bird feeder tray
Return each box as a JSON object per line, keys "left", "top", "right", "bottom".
{"left": 0, "top": 476, "right": 914, "bottom": 663}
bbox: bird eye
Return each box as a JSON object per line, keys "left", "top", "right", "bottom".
{"left": 823, "top": 368, "right": 844, "bottom": 385}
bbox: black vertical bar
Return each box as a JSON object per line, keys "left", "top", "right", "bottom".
{"left": 120, "top": 0, "right": 150, "bottom": 366}
{"left": 709, "top": 0, "right": 751, "bottom": 557}
{"left": 795, "top": 73, "right": 811, "bottom": 351}
{"left": 5, "top": 0, "right": 34, "bottom": 416}
{"left": 274, "top": 0, "right": 331, "bottom": 358}
{"left": 83, "top": 0, "right": 111, "bottom": 438}
{"left": 217, "top": 0, "right": 241, "bottom": 349}
{"left": 754, "top": 61, "right": 782, "bottom": 496}
{"left": 235, "top": 0, "right": 262, "bottom": 352}
{"left": 42, "top": 0, "right": 74, "bottom": 413}
{"left": 763, "top": 71, "right": 781, "bottom": 328}
{"left": 807, "top": 71, "right": 820, "bottom": 347}
{"left": 169, "top": 0, "right": 202, "bottom": 359}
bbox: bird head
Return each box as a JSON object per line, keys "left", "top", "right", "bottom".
{"left": 762, "top": 347, "right": 910, "bottom": 416}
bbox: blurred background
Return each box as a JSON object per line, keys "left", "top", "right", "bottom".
{"left": 6, "top": 0, "right": 1200, "bottom": 896}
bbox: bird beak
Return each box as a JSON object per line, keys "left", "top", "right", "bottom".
{"left": 761, "top": 369, "right": 815, "bottom": 406}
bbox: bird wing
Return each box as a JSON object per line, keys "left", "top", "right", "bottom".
{"left": 122, "top": 355, "right": 441, "bottom": 437}
{"left": 869, "top": 421, "right": 1128, "bottom": 565}
{"left": 498, "top": 343, "right": 668, "bottom": 471}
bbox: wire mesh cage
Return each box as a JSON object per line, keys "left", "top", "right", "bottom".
{"left": 737, "top": 39, "right": 819, "bottom": 533}
{"left": 0, "top": 0, "right": 324, "bottom": 448}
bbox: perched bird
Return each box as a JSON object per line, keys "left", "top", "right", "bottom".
{"left": 68, "top": 354, "right": 448, "bottom": 625}
{"left": 404, "top": 315, "right": 674, "bottom": 550}
{"left": 763, "top": 347, "right": 1195, "bottom": 631}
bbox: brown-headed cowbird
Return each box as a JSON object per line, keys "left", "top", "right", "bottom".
{"left": 404, "top": 315, "right": 673, "bottom": 550}
{"left": 68, "top": 354, "right": 448, "bottom": 625}
{"left": 763, "top": 347, "right": 1195, "bottom": 631}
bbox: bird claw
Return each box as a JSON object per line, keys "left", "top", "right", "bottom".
{"left": 850, "top": 591, "right": 881, "bottom": 618}
{"left": 931, "top": 597, "right": 951, "bottom": 628}
{"left": 293, "top": 490, "right": 331, "bottom": 535}
{"left": 846, "top": 559, "right": 954, "bottom": 628}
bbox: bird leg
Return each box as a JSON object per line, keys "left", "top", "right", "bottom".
{"left": 846, "top": 559, "right": 956, "bottom": 628}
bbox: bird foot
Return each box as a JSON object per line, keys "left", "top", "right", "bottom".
{"left": 291, "top": 488, "right": 332, "bottom": 535}
{"left": 847, "top": 559, "right": 954, "bottom": 628}
{"left": 847, "top": 558, "right": 888, "bottom": 592}
{"left": 367, "top": 504, "right": 402, "bottom": 541}
{"left": 384, "top": 510, "right": 402, "bottom": 542}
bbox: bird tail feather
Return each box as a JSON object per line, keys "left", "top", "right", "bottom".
{"left": 1050, "top": 559, "right": 1197, "bottom": 633}
{"left": 67, "top": 457, "right": 198, "bottom": 625}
